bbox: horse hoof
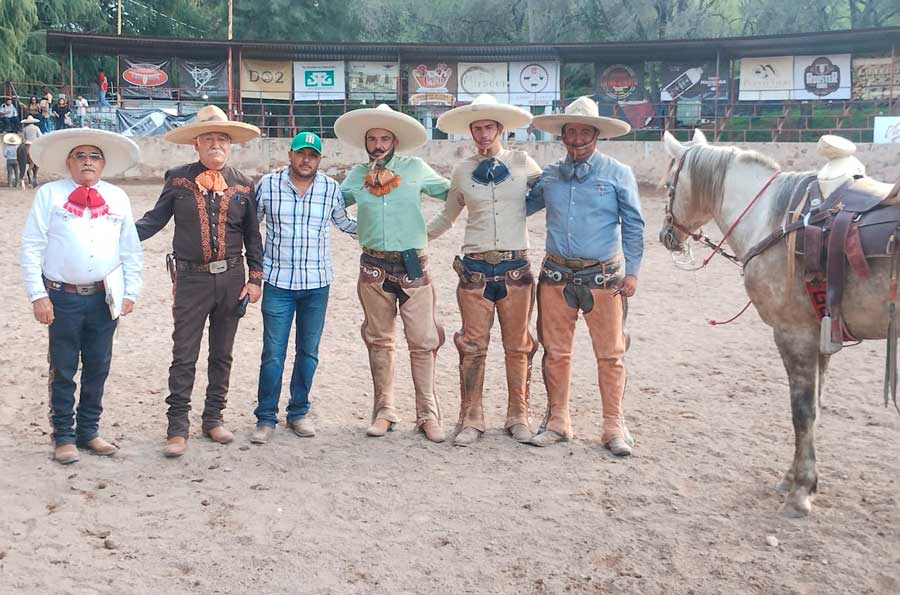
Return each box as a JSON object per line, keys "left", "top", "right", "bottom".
{"left": 781, "top": 494, "right": 812, "bottom": 518}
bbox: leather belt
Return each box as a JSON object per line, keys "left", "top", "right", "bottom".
{"left": 176, "top": 256, "right": 243, "bottom": 274}
{"left": 465, "top": 250, "right": 527, "bottom": 265}
{"left": 546, "top": 253, "right": 618, "bottom": 271}
{"left": 362, "top": 247, "right": 425, "bottom": 263}
{"left": 44, "top": 279, "right": 104, "bottom": 296}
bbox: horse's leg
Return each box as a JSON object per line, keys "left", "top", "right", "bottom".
{"left": 773, "top": 327, "right": 820, "bottom": 517}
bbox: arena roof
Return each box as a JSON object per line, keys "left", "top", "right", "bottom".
{"left": 47, "top": 27, "right": 900, "bottom": 63}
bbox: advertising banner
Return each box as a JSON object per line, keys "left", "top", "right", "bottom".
{"left": 293, "top": 61, "right": 346, "bottom": 101}
{"left": 178, "top": 60, "right": 227, "bottom": 98}
{"left": 792, "top": 54, "right": 851, "bottom": 100}
{"left": 596, "top": 64, "right": 644, "bottom": 103}
{"left": 408, "top": 62, "right": 457, "bottom": 106}
{"left": 457, "top": 62, "right": 509, "bottom": 102}
{"left": 119, "top": 56, "right": 173, "bottom": 99}
{"left": 117, "top": 109, "right": 195, "bottom": 137}
{"left": 660, "top": 61, "right": 728, "bottom": 102}
{"left": 347, "top": 62, "right": 399, "bottom": 101}
{"left": 738, "top": 56, "right": 794, "bottom": 100}
{"left": 240, "top": 59, "right": 292, "bottom": 100}
{"left": 509, "top": 61, "right": 559, "bottom": 106}
{"left": 873, "top": 116, "right": 900, "bottom": 144}
{"left": 852, "top": 57, "right": 900, "bottom": 101}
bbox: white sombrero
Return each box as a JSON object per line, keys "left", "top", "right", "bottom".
{"left": 31, "top": 128, "right": 141, "bottom": 177}
{"left": 334, "top": 104, "right": 427, "bottom": 153}
{"left": 3, "top": 133, "right": 22, "bottom": 146}
{"left": 436, "top": 94, "right": 533, "bottom": 136}
{"left": 817, "top": 134, "right": 865, "bottom": 181}
{"left": 532, "top": 96, "right": 631, "bottom": 138}
{"left": 164, "top": 105, "right": 260, "bottom": 145}
{"left": 21, "top": 115, "right": 39, "bottom": 125}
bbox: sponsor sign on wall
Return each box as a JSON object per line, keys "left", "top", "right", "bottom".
{"left": 178, "top": 60, "right": 227, "bottom": 98}
{"left": 241, "top": 59, "right": 292, "bottom": 100}
{"left": 457, "top": 62, "right": 509, "bottom": 102}
{"left": 873, "top": 116, "right": 900, "bottom": 144}
{"left": 119, "top": 56, "right": 173, "bottom": 99}
{"left": 408, "top": 62, "right": 457, "bottom": 106}
{"left": 293, "top": 61, "right": 346, "bottom": 101}
{"left": 852, "top": 57, "right": 900, "bottom": 101}
{"left": 596, "top": 64, "right": 644, "bottom": 102}
{"left": 509, "top": 61, "right": 559, "bottom": 106}
{"left": 660, "top": 62, "right": 728, "bottom": 102}
{"left": 738, "top": 56, "right": 794, "bottom": 100}
{"left": 347, "top": 62, "right": 399, "bottom": 101}
{"left": 792, "top": 54, "right": 851, "bottom": 100}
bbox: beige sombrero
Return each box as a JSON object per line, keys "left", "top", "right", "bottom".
{"left": 31, "top": 128, "right": 140, "bottom": 177}
{"left": 3, "top": 133, "right": 22, "bottom": 146}
{"left": 21, "top": 115, "right": 39, "bottom": 125}
{"left": 437, "top": 94, "right": 533, "bottom": 136}
{"left": 164, "top": 105, "right": 260, "bottom": 145}
{"left": 532, "top": 96, "right": 631, "bottom": 138}
{"left": 334, "top": 104, "right": 427, "bottom": 153}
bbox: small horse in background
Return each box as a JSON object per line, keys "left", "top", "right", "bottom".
{"left": 659, "top": 130, "right": 897, "bottom": 517}
{"left": 16, "top": 143, "right": 37, "bottom": 188}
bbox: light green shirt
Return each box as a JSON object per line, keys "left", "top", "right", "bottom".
{"left": 341, "top": 155, "right": 450, "bottom": 251}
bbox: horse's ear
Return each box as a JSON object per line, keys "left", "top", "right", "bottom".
{"left": 663, "top": 131, "right": 685, "bottom": 159}
{"left": 692, "top": 129, "right": 708, "bottom": 145}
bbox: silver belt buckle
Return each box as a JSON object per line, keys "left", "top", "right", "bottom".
{"left": 485, "top": 251, "right": 503, "bottom": 265}
{"left": 208, "top": 260, "right": 228, "bottom": 274}
{"left": 75, "top": 284, "right": 95, "bottom": 295}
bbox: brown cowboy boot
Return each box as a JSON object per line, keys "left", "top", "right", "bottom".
{"left": 54, "top": 443, "right": 80, "bottom": 465}
{"left": 163, "top": 436, "right": 187, "bottom": 458}
{"left": 410, "top": 351, "right": 443, "bottom": 442}
{"left": 79, "top": 437, "right": 118, "bottom": 456}
{"left": 366, "top": 346, "right": 397, "bottom": 436}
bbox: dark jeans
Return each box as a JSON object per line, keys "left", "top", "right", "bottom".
{"left": 166, "top": 266, "right": 245, "bottom": 438}
{"left": 2, "top": 116, "right": 17, "bottom": 132}
{"left": 47, "top": 289, "right": 118, "bottom": 445}
{"left": 462, "top": 256, "right": 529, "bottom": 302}
{"left": 255, "top": 283, "right": 330, "bottom": 427}
{"left": 7, "top": 159, "right": 19, "bottom": 187}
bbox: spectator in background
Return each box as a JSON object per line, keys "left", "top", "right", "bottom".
{"left": 97, "top": 70, "right": 111, "bottom": 109}
{"left": 52, "top": 98, "right": 71, "bottom": 130}
{"left": 38, "top": 93, "right": 52, "bottom": 133}
{"left": 73, "top": 95, "right": 89, "bottom": 127}
{"left": 26, "top": 96, "right": 40, "bottom": 120}
{"left": 0, "top": 98, "right": 18, "bottom": 132}
{"left": 4, "top": 132, "right": 21, "bottom": 187}
{"left": 19, "top": 114, "right": 41, "bottom": 188}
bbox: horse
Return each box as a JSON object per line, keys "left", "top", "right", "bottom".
{"left": 659, "top": 129, "right": 897, "bottom": 517}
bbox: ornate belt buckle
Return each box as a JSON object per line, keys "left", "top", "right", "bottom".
{"left": 485, "top": 251, "right": 503, "bottom": 265}
{"left": 208, "top": 260, "right": 228, "bottom": 274}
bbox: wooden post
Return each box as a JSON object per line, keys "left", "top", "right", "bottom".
{"left": 559, "top": 61, "right": 566, "bottom": 109}
{"left": 396, "top": 55, "right": 402, "bottom": 111}
{"left": 68, "top": 43, "right": 74, "bottom": 100}
{"left": 237, "top": 47, "right": 243, "bottom": 121}
{"left": 227, "top": 0, "right": 234, "bottom": 116}
{"left": 713, "top": 50, "right": 721, "bottom": 141}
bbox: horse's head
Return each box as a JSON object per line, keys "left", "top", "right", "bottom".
{"left": 659, "top": 129, "right": 713, "bottom": 253}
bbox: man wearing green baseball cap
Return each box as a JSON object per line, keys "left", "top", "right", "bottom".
{"left": 250, "top": 131, "right": 357, "bottom": 444}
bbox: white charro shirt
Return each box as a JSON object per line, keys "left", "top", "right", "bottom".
{"left": 427, "top": 147, "right": 542, "bottom": 253}
{"left": 21, "top": 178, "right": 142, "bottom": 302}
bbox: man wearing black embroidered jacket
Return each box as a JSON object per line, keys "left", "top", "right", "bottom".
{"left": 136, "top": 105, "right": 263, "bottom": 458}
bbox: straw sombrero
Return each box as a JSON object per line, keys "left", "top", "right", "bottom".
{"left": 30, "top": 128, "right": 140, "bottom": 177}
{"left": 334, "top": 104, "right": 427, "bottom": 153}
{"left": 164, "top": 105, "right": 260, "bottom": 145}
{"left": 532, "top": 96, "right": 631, "bottom": 138}
{"left": 21, "top": 115, "right": 39, "bottom": 125}
{"left": 3, "top": 133, "right": 22, "bottom": 146}
{"left": 436, "top": 94, "right": 533, "bottom": 136}
{"left": 817, "top": 134, "right": 865, "bottom": 181}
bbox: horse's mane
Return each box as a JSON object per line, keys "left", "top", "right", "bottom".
{"left": 684, "top": 143, "right": 813, "bottom": 221}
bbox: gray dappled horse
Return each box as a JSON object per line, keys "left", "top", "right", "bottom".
{"left": 659, "top": 130, "right": 896, "bottom": 517}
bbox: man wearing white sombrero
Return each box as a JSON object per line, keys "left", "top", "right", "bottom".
{"left": 526, "top": 96, "right": 644, "bottom": 456}
{"left": 427, "top": 94, "right": 542, "bottom": 447}
{"left": 335, "top": 104, "right": 451, "bottom": 443}
{"left": 135, "top": 105, "right": 263, "bottom": 458}
{"left": 20, "top": 114, "right": 42, "bottom": 188}
{"left": 21, "top": 128, "right": 142, "bottom": 464}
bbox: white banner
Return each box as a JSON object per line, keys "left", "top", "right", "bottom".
{"left": 457, "top": 62, "right": 508, "bottom": 102}
{"left": 738, "top": 56, "right": 794, "bottom": 101}
{"left": 293, "top": 61, "right": 345, "bottom": 101}
{"left": 874, "top": 116, "right": 900, "bottom": 144}
{"left": 347, "top": 62, "right": 398, "bottom": 101}
{"left": 509, "top": 62, "right": 559, "bottom": 106}
{"left": 793, "top": 54, "right": 851, "bottom": 100}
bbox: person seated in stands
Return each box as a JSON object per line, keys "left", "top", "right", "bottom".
{"left": 0, "top": 98, "right": 19, "bottom": 132}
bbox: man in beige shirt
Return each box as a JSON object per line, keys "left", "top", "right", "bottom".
{"left": 428, "top": 94, "right": 542, "bottom": 447}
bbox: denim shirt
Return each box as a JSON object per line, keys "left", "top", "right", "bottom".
{"left": 526, "top": 151, "right": 644, "bottom": 276}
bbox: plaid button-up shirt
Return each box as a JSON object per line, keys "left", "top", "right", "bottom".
{"left": 256, "top": 169, "right": 357, "bottom": 290}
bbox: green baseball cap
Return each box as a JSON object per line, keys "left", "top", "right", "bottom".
{"left": 291, "top": 131, "right": 322, "bottom": 154}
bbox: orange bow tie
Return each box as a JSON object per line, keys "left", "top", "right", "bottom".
{"left": 195, "top": 169, "right": 228, "bottom": 195}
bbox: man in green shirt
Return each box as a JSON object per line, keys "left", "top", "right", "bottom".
{"left": 335, "top": 104, "right": 450, "bottom": 443}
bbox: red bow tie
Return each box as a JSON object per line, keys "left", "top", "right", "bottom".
{"left": 64, "top": 185, "right": 108, "bottom": 218}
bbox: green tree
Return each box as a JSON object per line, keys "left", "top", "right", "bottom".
{"left": 0, "top": 0, "right": 38, "bottom": 80}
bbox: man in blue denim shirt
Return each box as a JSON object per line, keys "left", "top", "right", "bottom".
{"left": 526, "top": 96, "right": 644, "bottom": 456}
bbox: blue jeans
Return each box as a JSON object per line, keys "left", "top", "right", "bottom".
{"left": 462, "top": 256, "right": 529, "bottom": 302}
{"left": 47, "top": 289, "right": 118, "bottom": 445}
{"left": 255, "top": 283, "right": 330, "bottom": 426}
{"left": 97, "top": 91, "right": 110, "bottom": 109}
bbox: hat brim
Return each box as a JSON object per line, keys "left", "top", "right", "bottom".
{"left": 30, "top": 128, "right": 141, "bottom": 177}
{"left": 334, "top": 108, "right": 427, "bottom": 153}
{"left": 436, "top": 103, "right": 533, "bottom": 136}
{"left": 532, "top": 114, "right": 631, "bottom": 138}
{"left": 21, "top": 117, "right": 39, "bottom": 124}
{"left": 164, "top": 121, "right": 260, "bottom": 145}
{"left": 3, "top": 134, "right": 22, "bottom": 145}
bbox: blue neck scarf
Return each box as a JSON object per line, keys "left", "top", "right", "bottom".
{"left": 471, "top": 157, "right": 510, "bottom": 186}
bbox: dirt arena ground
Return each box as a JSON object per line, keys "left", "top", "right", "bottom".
{"left": 1, "top": 182, "right": 898, "bottom": 594}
